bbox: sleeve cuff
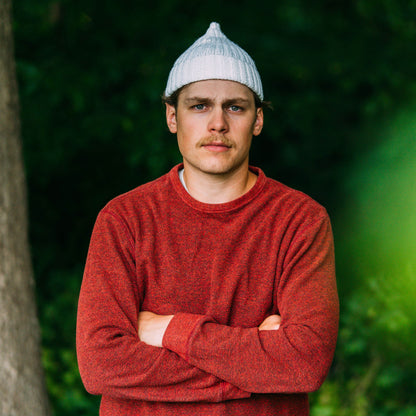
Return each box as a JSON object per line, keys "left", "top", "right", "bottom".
{"left": 163, "top": 313, "right": 251, "bottom": 401}
{"left": 162, "top": 312, "right": 210, "bottom": 360}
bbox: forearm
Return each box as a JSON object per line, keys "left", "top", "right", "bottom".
{"left": 136, "top": 311, "right": 282, "bottom": 395}
{"left": 138, "top": 311, "right": 281, "bottom": 350}
{"left": 162, "top": 308, "right": 338, "bottom": 394}
{"left": 77, "top": 282, "right": 250, "bottom": 402}
{"left": 77, "top": 325, "right": 249, "bottom": 402}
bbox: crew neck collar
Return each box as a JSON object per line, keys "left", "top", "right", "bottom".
{"left": 170, "top": 164, "right": 266, "bottom": 213}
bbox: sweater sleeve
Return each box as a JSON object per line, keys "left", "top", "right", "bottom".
{"left": 76, "top": 209, "right": 250, "bottom": 402}
{"left": 162, "top": 212, "right": 339, "bottom": 394}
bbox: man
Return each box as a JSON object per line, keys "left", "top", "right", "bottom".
{"left": 77, "top": 22, "right": 339, "bottom": 415}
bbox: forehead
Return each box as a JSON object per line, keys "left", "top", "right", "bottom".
{"left": 178, "top": 80, "right": 255, "bottom": 103}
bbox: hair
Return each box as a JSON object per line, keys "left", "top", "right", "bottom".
{"left": 161, "top": 86, "right": 185, "bottom": 108}
{"left": 161, "top": 85, "right": 273, "bottom": 110}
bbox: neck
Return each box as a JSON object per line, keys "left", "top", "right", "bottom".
{"left": 182, "top": 162, "right": 257, "bottom": 204}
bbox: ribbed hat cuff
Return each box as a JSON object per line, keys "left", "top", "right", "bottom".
{"left": 165, "top": 55, "right": 263, "bottom": 100}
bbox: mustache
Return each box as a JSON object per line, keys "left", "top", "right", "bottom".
{"left": 197, "top": 136, "right": 234, "bottom": 147}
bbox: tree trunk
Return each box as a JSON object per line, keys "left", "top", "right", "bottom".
{"left": 0, "top": 0, "right": 51, "bottom": 414}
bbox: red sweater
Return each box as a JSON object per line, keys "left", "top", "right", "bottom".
{"left": 76, "top": 164, "right": 339, "bottom": 416}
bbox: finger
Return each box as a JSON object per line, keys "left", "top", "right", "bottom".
{"left": 138, "top": 311, "right": 154, "bottom": 326}
{"left": 259, "top": 322, "right": 280, "bottom": 331}
{"left": 259, "top": 314, "right": 282, "bottom": 331}
{"left": 139, "top": 311, "right": 155, "bottom": 320}
{"left": 261, "top": 314, "right": 281, "bottom": 325}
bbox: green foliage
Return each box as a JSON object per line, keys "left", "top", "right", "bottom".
{"left": 318, "top": 272, "right": 416, "bottom": 415}
{"left": 325, "top": 108, "right": 416, "bottom": 415}
{"left": 38, "top": 268, "right": 97, "bottom": 415}
{"left": 12, "top": 0, "right": 416, "bottom": 414}
{"left": 311, "top": 266, "right": 416, "bottom": 415}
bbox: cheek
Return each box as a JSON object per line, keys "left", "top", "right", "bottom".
{"left": 176, "top": 132, "right": 194, "bottom": 156}
{"left": 181, "top": 115, "right": 204, "bottom": 132}
{"left": 236, "top": 120, "right": 257, "bottom": 138}
{"left": 176, "top": 119, "right": 206, "bottom": 147}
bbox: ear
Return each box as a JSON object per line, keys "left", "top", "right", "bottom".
{"left": 253, "top": 107, "right": 264, "bottom": 136}
{"left": 253, "top": 108, "right": 264, "bottom": 136}
{"left": 166, "top": 103, "right": 177, "bottom": 133}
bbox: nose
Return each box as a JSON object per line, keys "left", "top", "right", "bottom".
{"left": 208, "top": 107, "right": 228, "bottom": 134}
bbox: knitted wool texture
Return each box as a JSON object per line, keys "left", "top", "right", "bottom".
{"left": 77, "top": 165, "right": 339, "bottom": 416}
{"left": 165, "top": 22, "right": 264, "bottom": 100}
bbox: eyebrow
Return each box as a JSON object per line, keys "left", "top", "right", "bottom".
{"left": 183, "top": 97, "right": 252, "bottom": 106}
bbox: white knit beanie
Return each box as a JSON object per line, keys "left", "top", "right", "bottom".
{"left": 165, "top": 22, "right": 264, "bottom": 101}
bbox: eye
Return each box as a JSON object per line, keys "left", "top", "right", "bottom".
{"left": 229, "top": 105, "right": 243, "bottom": 112}
{"left": 192, "top": 104, "right": 206, "bottom": 111}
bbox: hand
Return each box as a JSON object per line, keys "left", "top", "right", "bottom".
{"left": 258, "top": 314, "right": 281, "bottom": 331}
{"left": 138, "top": 311, "right": 174, "bottom": 347}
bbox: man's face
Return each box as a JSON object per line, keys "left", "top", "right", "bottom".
{"left": 166, "top": 79, "right": 263, "bottom": 177}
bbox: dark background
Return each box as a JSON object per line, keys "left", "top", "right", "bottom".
{"left": 13, "top": 1, "right": 416, "bottom": 414}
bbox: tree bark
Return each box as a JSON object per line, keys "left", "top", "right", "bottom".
{"left": 0, "top": 0, "right": 51, "bottom": 414}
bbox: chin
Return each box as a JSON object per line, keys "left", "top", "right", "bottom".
{"left": 201, "top": 163, "right": 243, "bottom": 176}
{"left": 184, "top": 155, "right": 248, "bottom": 177}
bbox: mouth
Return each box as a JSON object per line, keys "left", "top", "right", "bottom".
{"left": 202, "top": 144, "right": 231, "bottom": 153}
{"left": 200, "top": 138, "right": 233, "bottom": 153}
{"left": 203, "top": 141, "right": 231, "bottom": 151}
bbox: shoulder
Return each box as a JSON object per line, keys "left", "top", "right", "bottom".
{"left": 260, "top": 172, "right": 329, "bottom": 223}
{"left": 257, "top": 175, "right": 334, "bottom": 250}
{"left": 97, "top": 167, "right": 177, "bottom": 222}
{"left": 262, "top": 171, "right": 326, "bottom": 210}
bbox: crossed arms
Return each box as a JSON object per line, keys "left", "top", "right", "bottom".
{"left": 76, "top": 207, "right": 339, "bottom": 403}
{"left": 138, "top": 311, "right": 282, "bottom": 347}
